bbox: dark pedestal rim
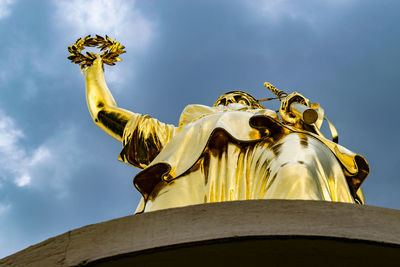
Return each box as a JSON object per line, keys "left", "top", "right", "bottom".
{"left": 1, "top": 200, "right": 400, "bottom": 266}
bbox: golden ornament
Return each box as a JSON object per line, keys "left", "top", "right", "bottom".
{"left": 67, "top": 35, "right": 126, "bottom": 69}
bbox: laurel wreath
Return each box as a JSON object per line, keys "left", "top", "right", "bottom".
{"left": 67, "top": 35, "right": 126, "bottom": 69}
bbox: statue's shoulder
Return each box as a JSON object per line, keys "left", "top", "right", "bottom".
{"left": 179, "top": 104, "right": 278, "bottom": 127}
{"left": 178, "top": 104, "right": 219, "bottom": 127}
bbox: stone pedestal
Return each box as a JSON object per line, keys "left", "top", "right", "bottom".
{"left": 1, "top": 200, "right": 400, "bottom": 266}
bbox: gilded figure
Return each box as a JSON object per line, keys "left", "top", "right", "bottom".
{"left": 79, "top": 50, "right": 369, "bottom": 213}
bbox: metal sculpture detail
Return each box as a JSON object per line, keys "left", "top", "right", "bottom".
{"left": 70, "top": 36, "right": 369, "bottom": 213}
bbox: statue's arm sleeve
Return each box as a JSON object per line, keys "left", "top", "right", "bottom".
{"left": 84, "top": 57, "right": 176, "bottom": 169}
{"left": 84, "top": 57, "right": 135, "bottom": 142}
{"left": 118, "top": 115, "right": 176, "bottom": 169}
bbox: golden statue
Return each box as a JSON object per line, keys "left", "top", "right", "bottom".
{"left": 70, "top": 36, "right": 369, "bottom": 213}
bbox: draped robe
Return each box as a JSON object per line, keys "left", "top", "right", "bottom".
{"left": 118, "top": 103, "right": 369, "bottom": 213}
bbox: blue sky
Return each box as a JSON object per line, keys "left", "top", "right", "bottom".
{"left": 0, "top": 0, "right": 399, "bottom": 258}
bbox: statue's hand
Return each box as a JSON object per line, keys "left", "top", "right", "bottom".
{"left": 82, "top": 54, "right": 103, "bottom": 76}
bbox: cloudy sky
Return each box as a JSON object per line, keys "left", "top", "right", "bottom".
{"left": 0, "top": 0, "right": 399, "bottom": 258}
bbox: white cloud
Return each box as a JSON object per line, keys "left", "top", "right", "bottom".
{"left": 15, "top": 174, "right": 30, "bottom": 187}
{"left": 53, "top": 0, "right": 154, "bottom": 87}
{"left": 0, "top": 110, "right": 49, "bottom": 187}
{"left": 0, "top": 0, "right": 15, "bottom": 19}
{"left": 28, "top": 125, "right": 85, "bottom": 198}
{"left": 0, "top": 110, "right": 84, "bottom": 197}
{"left": 54, "top": 0, "right": 153, "bottom": 53}
{"left": 29, "top": 146, "right": 51, "bottom": 166}
{"left": 0, "top": 115, "right": 23, "bottom": 153}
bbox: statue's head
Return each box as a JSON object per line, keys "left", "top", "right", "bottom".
{"left": 213, "top": 91, "right": 264, "bottom": 109}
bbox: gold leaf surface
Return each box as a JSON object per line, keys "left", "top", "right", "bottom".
{"left": 67, "top": 34, "right": 126, "bottom": 69}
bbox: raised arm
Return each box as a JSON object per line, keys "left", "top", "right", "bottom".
{"left": 84, "top": 56, "right": 135, "bottom": 142}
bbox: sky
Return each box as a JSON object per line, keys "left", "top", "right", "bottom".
{"left": 0, "top": 0, "right": 399, "bottom": 258}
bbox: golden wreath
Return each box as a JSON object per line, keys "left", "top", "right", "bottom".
{"left": 67, "top": 35, "right": 126, "bottom": 69}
